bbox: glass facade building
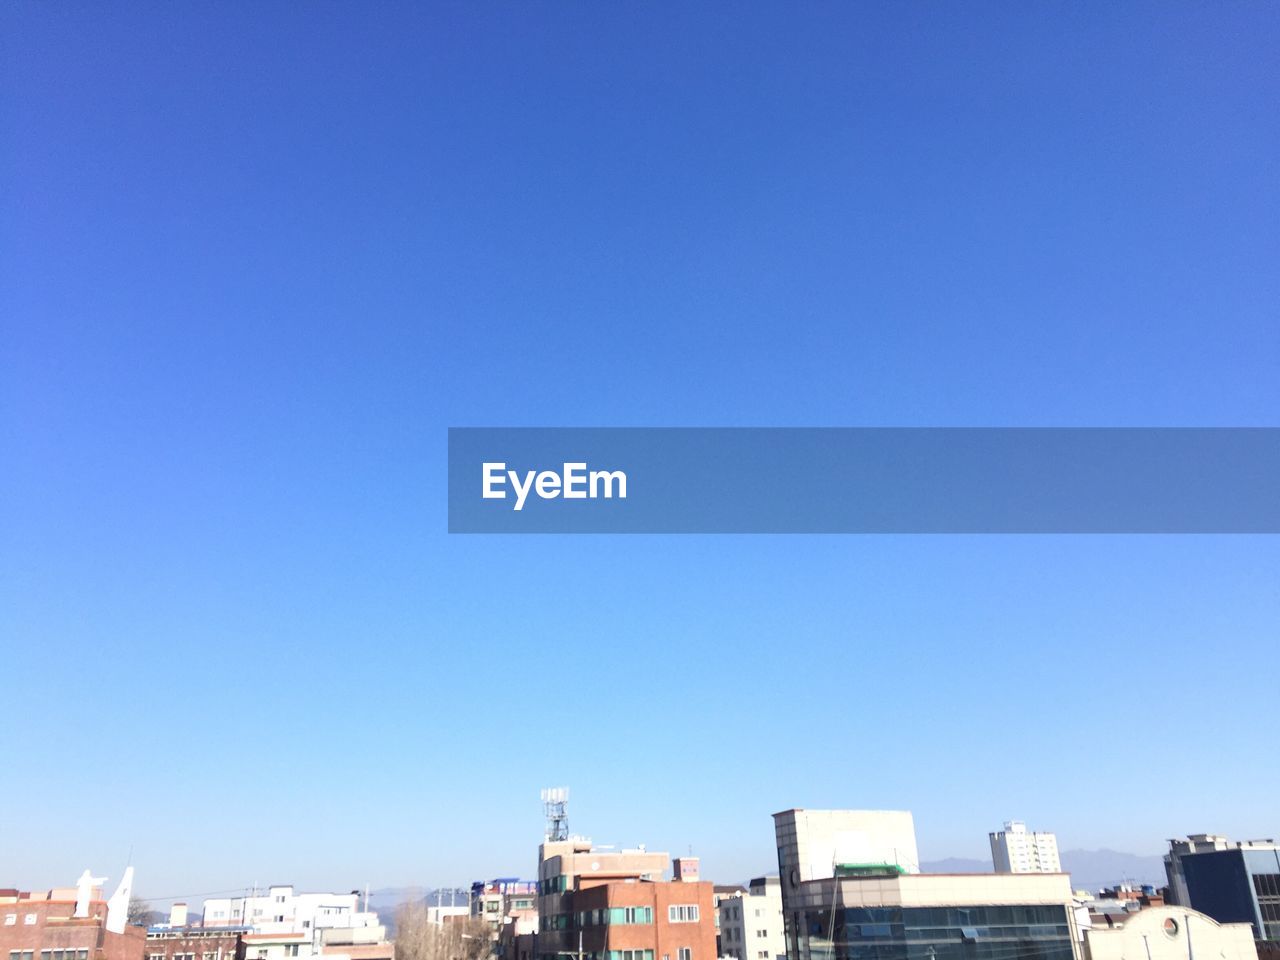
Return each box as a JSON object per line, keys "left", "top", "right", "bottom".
{"left": 1177, "top": 846, "right": 1280, "bottom": 940}
{"left": 788, "top": 905, "right": 1075, "bottom": 960}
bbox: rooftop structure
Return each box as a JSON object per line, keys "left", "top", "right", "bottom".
{"left": 773, "top": 809, "right": 1076, "bottom": 960}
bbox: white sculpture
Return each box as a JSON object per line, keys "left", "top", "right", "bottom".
{"left": 74, "top": 870, "right": 105, "bottom": 919}
{"left": 105, "top": 866, "right": 134, "bottom": 933}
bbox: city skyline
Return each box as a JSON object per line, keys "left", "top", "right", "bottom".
{"left": 4, "top": 0, "right": 1278, "bottom": 898}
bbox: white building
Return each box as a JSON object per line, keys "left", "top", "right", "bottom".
{"left": 201, "top": 887, "right": 388, "bottom": 960}
{"left": 989, "top": 820, "right": 1061, "bottom": 874}
{"left": 202, "top": 886, "right": 377, "bottom": 933}
{"left": 773, "top": 809, "right": 921, "bottom": 882}
{"left": 1082, "top": 905, "right": 1258, "bottom": 960}
{"left": 716, "top": 877, "right": 784, "bottom": 960}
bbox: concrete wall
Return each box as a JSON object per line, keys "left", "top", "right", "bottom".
{"left": 773, "top": 810, "right": 920, "bottom": 887}
{"left": 1084, "top": 906, "right": 1257, "bottom": 960}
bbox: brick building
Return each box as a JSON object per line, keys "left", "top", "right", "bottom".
{"left": 570, "top": 875, "right": 716, "bottom": 960}
{"left": 535, "top": 842, "right": 716, "bottom": 960}
{"left": 1, "top": 893, "right": 146, "bottom": 960}
{"left": 144, "top": 904, "right": 245, "bottom": 960}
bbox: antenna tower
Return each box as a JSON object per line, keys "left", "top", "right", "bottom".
{"left": 541, "top": 787, "right": 569, "bottom": 841}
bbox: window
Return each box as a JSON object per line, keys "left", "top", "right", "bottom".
{"left": 285, "top": 947, "right": 299, "bottom": 958}
{"left": 669, "top": 905, "right": 699, "bottom": 923}
{"left": 606, "top": 907, "right": 652, "bottom": 925}
{"left": 4, "top": 916, "right": 16, "bottom": 926}
{"left": 755, "top": 931, "right": 766, "bottom": 938}
{"left": 204, "top": 952, "right": 218, "bottom": 960}
{"left": 24, "top": 915, "right": 37, "bottom": 925}
{"left": 678, "top": 949, "right": 692, "bottom": 960}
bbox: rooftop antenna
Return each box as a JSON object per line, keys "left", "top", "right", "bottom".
{"left": 542, "top": 787, "right": 570, "bottom": 842}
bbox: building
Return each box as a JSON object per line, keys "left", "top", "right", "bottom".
{"left": 774, "top": 809, "right": 1078, "bottom": 960}
{"left": 1081, "top": 905, "right": 1257, "bottom": 960}
{"left": 145, "top": 903, "right": 245, "bottom": 960}
{"left": 470, "top": 881, "right": 538, "bottom": 936}
{"left": 989, "top": 821, "right": 1062, "bottom": 875}
{"left": 1164, "top": 834, "right": 1236, "bottom": 906}
{"left": 202, "top": 888, "right": 375, "bottom": 934}
{"left": 421, "top": 908, "right": 468, "bottom": 927}
{"left": 534, "top": 841, "right": 715, "bottom": 960}
{"left": 773, "top": 810, "right": 920, "bottom": 884}
{"left": 1095, "top": 886, "right": 1164, "bottom": 908}
{"left": 1, "top": 873, "right": 146, "bottom": 960}
{"left": 200, "top": 887, "right": 390, "bottom": 960}
{"left": 472, "top": 879, "right": 538, "bottom": 960}
{"left": 715, "top": 878, "right": 784, "bottom": 960}
{"left": 566, "top": 870, "right": 715, "bottom": 960}
{"left": 710, "top": 888, "right": 745, "bottom": 957}
{"left": 1163, "top": 834, "right": 1280, "bottom": 940}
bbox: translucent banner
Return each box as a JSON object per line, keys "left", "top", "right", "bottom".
{"left": 447, "top": 428, "right": 1280, "bottom": 534}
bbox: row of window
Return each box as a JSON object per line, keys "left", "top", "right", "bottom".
{"left": 1253, "top": 873, "right": 1280, "bottom": 899}
{"left": 9, "top": 951, "right": 89, "bottom": 960}
{"left": 3, "top": 915, "right": 38, "bottom": 926}
{"left": 669, "top": 906, "right": 700, "bottom": 923}
{"left": 577, "top": 907, "right": 654, "bottom": 927}
{"left": 722, "top": 928, "right": 771, "bottom": 942}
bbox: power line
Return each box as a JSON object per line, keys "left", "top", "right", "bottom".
{"left": 138, "top": 888, "right": 255, "bottom": 903}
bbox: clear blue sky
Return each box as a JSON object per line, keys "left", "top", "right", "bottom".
{"left": 2, "top": 2, "right": 1278, "bottom": 901}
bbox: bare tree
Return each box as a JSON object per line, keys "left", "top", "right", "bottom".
{"left": 127, "top": 896, "right": 153, "bottom": 927}
{"left": 394, "top": 899, "right": 492, "bottom": 960}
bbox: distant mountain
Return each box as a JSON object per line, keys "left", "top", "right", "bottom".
{"left": 1059, "top": 850, "right": 1166, "bottom": 892}
{"left": 923, "top": 850, "right": 1165, "bottom": 893}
